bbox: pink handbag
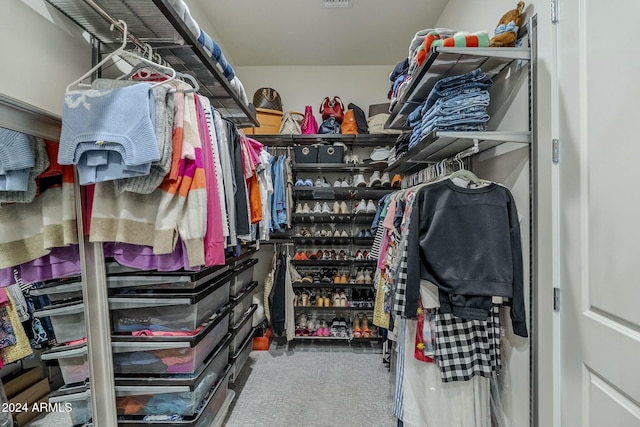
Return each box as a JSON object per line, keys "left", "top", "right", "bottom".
{"left": 301, "top": 105, "right": 318, "bottom": 135}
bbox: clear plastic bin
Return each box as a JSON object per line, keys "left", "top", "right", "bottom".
{"left": 230, "top": 282, "right": 258, "bottom": 328}
{"left": 229, "top": 258, "right": 257, "bottom": 297}
{"left": 110, "top": 274, "right": 231, "bottom": 333}
{"left": 29, "top": 278, "right": 83, "bottom": 303}
{"left": 112, "top": 310, "right": 230, "bottom": 376}
{"left": 48, "top": 383, "right": 91, "bottom": 426}
{"left": 107, "top": 265, "right": 230, "bottom": 291}
{"left": 117, "top": 366, "right": 232, "bottom": 427}
{"left": 114, "top": 335, "right": 230, "bottom": 417}
{"left": 230, "top": 333, "right": 254, "bottom": 383}
{"left": 33, "top": 302, "right": 86, "bottom": 344}
{"left": 229, "top": 305, "right": 256, "bottom": 355}
{"left": 41, "top": 344, "right": 88, "bottom": 386}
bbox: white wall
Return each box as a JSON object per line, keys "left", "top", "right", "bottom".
{"left": 1, "top": 0, "right": 91, "bottom": 116}
{"left": 236, "top": 65, "right": 393, "bottom": 116}
{"left": 435, "top": 1, "right": 554, "bottom": 427}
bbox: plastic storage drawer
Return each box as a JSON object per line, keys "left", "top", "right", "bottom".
{"left": 109, "top": 272, "right": 231, "bottom": 333}
{"left": 112, "top": 309, "right": 230, "bottom": 375}
{"left": 230, "top": 333, "right": 254, "bottom": 383}
{"left": 229, "top": 305, "right": 257, "bottom": 355}
{"left": 41, "top": 344, "right": 88, "bottom": 386}
{"left": 117, "top": 366, "right": 232, "bottom": 427}
{"left": 107, "top": 265, "right": 230, "bottom": 291}
{"left": 29, "top": 278, "right": 82, "bottom": 303}
{"left": 33, "top": 302, "right": 86, "bottom": 344}
{"left": 48, "top": 384, "right": 92, "bottom": 427}
{"left": 114, "top": 335, "right": 230, "bottom": 417}
{"left": 229, "top": 258, "right": 258, "bottom": 297}
{"left": 230, "top": 282, "right": 258, "bottom": 328}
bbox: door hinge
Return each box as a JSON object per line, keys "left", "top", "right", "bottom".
{"left": 551, "top": 0, "right": 559, "bottom": 23}
{"left": 552, "top": 139, "right": 560, "bottom": 163}
{"left": 553, "top": 287, "right": 560, "bottom": 312}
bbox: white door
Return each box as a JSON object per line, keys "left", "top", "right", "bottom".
{"left": 557, "top": 0, "right": 640, "bottom": 426}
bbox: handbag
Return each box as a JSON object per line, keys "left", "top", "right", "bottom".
{"left": 319, "top": 96, "right": 345, "bottom": 123}
{"left": 279, "top": 112, "right": 304, "bottom": 134}
{"left": 300, "top": 105, "right": 318, "bottom": 135}
{"left": 348, "top": 103, "right": 368, "bottom": 134}
{"left": 318, "top": 117, "right": 341, "bottom": 135}
{"left": 253, "top": 88, "right": 283, "bottom": 111}
{"left": 340, "top": 109, "right": 358, "bottom": 135}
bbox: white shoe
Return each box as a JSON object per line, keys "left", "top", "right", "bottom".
{"left": 313, "top": 202, "right": 322, "bottom": 213}
{"left": 302, "top": 203, "right": 311, "bottom": 213}
{"left": 369, "top": 171, "right": 382, "bottom": 187}
{"left": 339, "top": 201, "right": 349, "bottom": 214}
{"left": 344, "top": 153, "right": 352, "bottom": 163}
{"left": 353, "top": 174, "right": 367, "bottom": 187}
{"left": 380, "top": 172, "right": 391, "bottom": 187}
{"left": 355, "top": 199, "right": 367, "bottom": 214}
{"left": 322, "top": 202, "right": 331, "bottom": 214}
{"left": 350, "top": 154, "right": 359, "bottom": 164}
{"left": 341, "top": 230, "right": 349, "bottom": 238}
{"left": 333, "top": 201, "right": 340, "bottom": 214}
{"left": 341, "top": 178, "right": 350, "bottom": 188}
{"left": 333, "top": 178, "right": 343, "bottom": 187}
{"left": 334, "top": 229, "right": 341, "bottom": 237}
{"left": 295, "top": 203, "right": 303, "bottom": 214}
{"left": 314, "top": 177, "right": 323, "bottom": 187}
{"left": 366, "top": 199, "right": 377, "bottom": 214}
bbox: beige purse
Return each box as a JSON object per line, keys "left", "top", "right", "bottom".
{"left": 279, "top": 111, "right": 304, "bottom": 134}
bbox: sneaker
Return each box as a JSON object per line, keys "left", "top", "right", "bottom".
{"left": 369, "top": 146, "right": 391, "bottom": 164}
{"left": 369, "top": 171, "right": 382, "bottom": 187}
{"left": 339, "top": 201, "right": 349, "bottom": 214}
{"left": 314, "top": 177, "right": 324, "bottom": 187}
{"left": 340, "top": 230, "right": 349, "bottom": 238}
{"left": 304, "top": 178, "right": 314, "bottom": 187}
{"left": 302, "top": 203, "right": 311, "bottom": 213}
{"left": 333, "top": 229, "right": 341, "bottom": 237}
{"left": 333, "top": 178, "right": 343, "bottom": 187}
{"left": 380, "top": 172, "right": 391, "bottom": 187}
{"left": 356, "top": 229, "right": 366, "bottom": 238}
{"left": 341, "top": 178, "right": 350, "bottom": 188}
{"left": 322, "top": 202, "right": 331, "bottom": 214}
{"left": 295, "top": 203, "right": 303, "bottom": 214}
{"left": 364, "top": 228, "right": 373, "bottom": 238}
{"left": 366, "top": 200, "right": 377, "bottom": 214}
{"left": 333, "top": 201, "right": 340, "bottom": 214}
{"left": 313, "top": 202, "right": 322, "bottom": 213}
{"left": 355, "top": 199, "right": 367, "bottom": 214}
{"left": 353, "top": 174, "right": 367, "bottom": 187}
{"left": 295, "top": 179, "right": 305, "bottom": 187}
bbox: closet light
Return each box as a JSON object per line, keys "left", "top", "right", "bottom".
{"left": 324, "top": 0, "right": 352, "bottom": 7}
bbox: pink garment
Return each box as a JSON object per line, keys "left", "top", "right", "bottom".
{"left": 382, "top": 199, "right": 397, "bottom": 230}
{"left": 0, "top": 289, "right": 8, "bottom": 306}
{"left": 245, "top": 138, "right": 264, "bottom": 167}
{"left": 378, "top": 231, "right": 390, "bottom": 271}
{"left": 65, "top": 338, "right": 87, "bottom": 346}
{"left": 103, "top": 240, "right": 198, "bottom": 272}
{"left": 132, "top": 326, "right": 203, "bottom": 337}
{"left": 195, "top": 95, "right": 225, "bottom": 266}
{"left": 0, "top": 246, "right": 81, "bottom": 287}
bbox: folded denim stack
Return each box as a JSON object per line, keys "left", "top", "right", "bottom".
{"left": 406, "top": 68, "right": 493, "bottom": 151}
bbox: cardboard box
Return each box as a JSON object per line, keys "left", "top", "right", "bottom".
{"left": 4, "top": 367, "right": 42, "bottom": 399}
{"left": 9, "top": 378, "right": 50, "bottom": 426}
{"left": 13, "top": 396, "right": 49, "bottom": 427}
{"left": 245, "top": 108, "right": 283, "bottom": 135}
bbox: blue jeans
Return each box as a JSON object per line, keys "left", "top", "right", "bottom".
{"left": 425, "top": 69, "right": 493, "bottom": 110}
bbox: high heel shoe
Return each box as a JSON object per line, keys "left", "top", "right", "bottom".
{"left": 352, "top": 313, "right": 362, "bottom": 338}
{"left": 355, "top": 268, "right": 365, "bottom": 284}
{"left": 361, "top": 313, "right": 373, "bottom": 337}
{"left": 364, "top": 269, "right": 372, "bottom": 284}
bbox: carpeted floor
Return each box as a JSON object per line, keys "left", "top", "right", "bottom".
{"left": 223, "top": 342, "right": 397, "bottom": 427}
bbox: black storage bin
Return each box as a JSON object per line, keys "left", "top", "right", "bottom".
{"left": 317, "top": 144, "right": 344, "bottom": 163}
{"left": 293, "top": 146, "right": 318, "bottom": 163}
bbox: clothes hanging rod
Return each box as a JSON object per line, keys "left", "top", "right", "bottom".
{"left": 82, "top": 0, "right": 150, "bottom": 54}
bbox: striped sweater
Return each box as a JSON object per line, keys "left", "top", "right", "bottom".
{"left": 153, "top": 92, "right": 207, "bottom": 267}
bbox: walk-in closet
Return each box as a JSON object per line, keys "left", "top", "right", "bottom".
{"left": 0, "top": 0, "right": 639, "bottom": 426}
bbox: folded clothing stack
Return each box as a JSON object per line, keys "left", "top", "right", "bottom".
{"left": 405, "top": 68, "right": 493, "bottom": 151}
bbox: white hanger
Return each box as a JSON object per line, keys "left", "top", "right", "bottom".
{"left": 66, "top": 20, "right": 176, "bottom": 92}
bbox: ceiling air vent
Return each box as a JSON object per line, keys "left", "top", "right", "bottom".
{"left": 324, "top": 0, "right": 352, "bottom": 8}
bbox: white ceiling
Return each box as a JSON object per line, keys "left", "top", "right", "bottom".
{"left": 192, "top": 0, "right": 450, "bottom": 67}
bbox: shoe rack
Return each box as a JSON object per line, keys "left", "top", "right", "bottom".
{"left": 254, "top": 133, "right": 399, "bottom": 341}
